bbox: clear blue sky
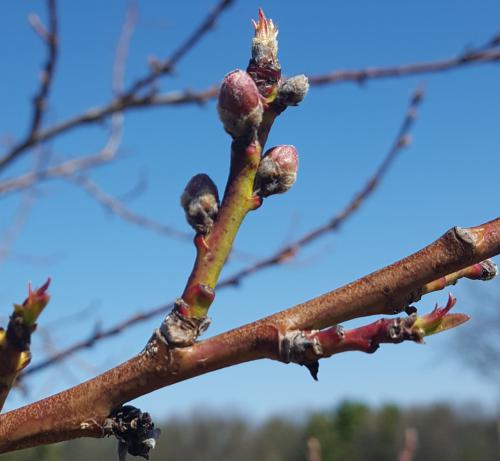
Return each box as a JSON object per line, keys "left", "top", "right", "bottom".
{"left": 0, "top": 0, "right": 499, "bottom": 421}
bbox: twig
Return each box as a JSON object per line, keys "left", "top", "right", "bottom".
{"left": 0, "top": 0, "right": 233, "bottom": 175}
{"left": 0, "top": 0, "right": 58, "bottom": 172}
{"left": 22, "top": 303, "right": 171, "bottom": 377}
{"left": 71, "top": 174, "right": 191, "bottom": 241}
{"left": 0, "top": 116, "right": 123, "bottom": 197}
{"left": 124, "top": 0, "right": 234, "bottom": 96}
{"left": 0, "top": 193, "right": 36, "bottom": 264}
{"left": 1, "top": 217, "right": 498, "bottom": 451}
{"left": 112, "top": 2, "right": 138, "bottom": 96}
{"left": 1, "top": 33, "right": 498, "bottom": 175}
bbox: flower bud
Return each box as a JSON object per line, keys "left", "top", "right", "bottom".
{"left": 254, "top": 145, "right": 298, "bottom": 197}
{"left": 217, "top": 70, "right": 263, "bottom": 138}
{"left": 278, "top": 75, "right": 309, "bottom": 106}
{"left": 180, "top": 174, "right": 219, "bottom": 235}
{"left": 251, "top": 9, "right": 279, "bottom": 68}
{"left": 247, "top": 9, "right": 281, "bottom": 99}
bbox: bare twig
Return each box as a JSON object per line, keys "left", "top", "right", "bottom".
{"left": 0, "top": 0, "right": 233, "bottom": 175}
{"left": 124, "top": 0, "right": 234, "bottom": 96}
{"left": 1, "top": 217, "right": 498, "bottom": 451}
{"left": 22, "top": 303, "right": 171, "bottom": 378}
{"left": 0, "top": 0, "right": 58, "bottom": 172}
{"left": 0, "top": 193, "right": 36, "bottom": 264}
{"left": 70, "top": 175, "right": 191, "bottom": 241}
{"left": 112, "top": 2, "right": 138, "bottom": 96}
{"left": 1, "top": 33, "right": 498, "bottom": 174}
{"left": 0, "top": 117, "right": 123, "bottom": 197}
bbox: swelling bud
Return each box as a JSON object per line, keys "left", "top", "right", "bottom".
{"left": 254, "top": 145, "right": 298, "bottom": 197}
{"left": 217, "top": 70, "right": 263, "bottom": 138}
{"left": 181, "top": 174, "right": 220, "bottom": 235}
{"left": 278, "top": 75, "right": 309, "bottom": 106}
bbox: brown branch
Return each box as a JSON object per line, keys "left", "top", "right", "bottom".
{"left": 1, "top": 33, "right": 498, "bottom": 175}
{"left": 21, "top": 256, "right": 496, "bottom": 379}
{"left": 0, "top": 0, "right": 232, "bottom": 175}
{"left": 1, "top": 217, "right": 498, "bottom": 452}
{"left": 0, "top": 0, "right": 58, "bottom": 173}
{"left": 19, "top": 88, "right": 422, "bottom": 374}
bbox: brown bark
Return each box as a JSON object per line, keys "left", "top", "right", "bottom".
{"left": 0, "top": 217, "right": 498, "bottom": 453}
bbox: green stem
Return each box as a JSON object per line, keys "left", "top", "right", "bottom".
{"left": 181, "top": 138, "right": 262, "bottom": 318}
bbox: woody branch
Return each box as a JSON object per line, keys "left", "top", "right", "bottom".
{"left": 0, "top": 217, "right": 498, "bottom": 453}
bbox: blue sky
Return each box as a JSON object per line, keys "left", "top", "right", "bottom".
{"left": 0, "top": 0, "right": 499, "bottom": 421}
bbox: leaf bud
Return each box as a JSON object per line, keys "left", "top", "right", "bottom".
{"left": 217, "top": 70, "right": 263, "bottom": 138}
{"left": 180, "top": 174, "right": 219, "bottom": 235}
{"left": 278, "top": 75, "right": 309, "bottom": 106}
{"left": 254, "top": 145, "right": 298, "bottom": 197}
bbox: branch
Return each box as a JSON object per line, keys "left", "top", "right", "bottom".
{"left": 21, "top": 258, "right": 497, "bottom": 378}
{"left": 70, "top": 174, "right": 191, "bottom": 242}
{"left": 1, "top": 217, "right": 498, "bottom": 452}
{"left": 0, "top": 115, "right": 123, "bottom": 197}
{"left": 0, "top": 0, "right": 58, "bottom": 173}
{"left": 0, "top": 0, "right": 233, "bottom": 175}
{"left": 1, "top": 32, "right": 498, "bottom": 174}
{"left": 124, "top": 0, "right": 234, "bottom": 96}
{"left": 11, "top": 87, "right": 429, "bottom": 372}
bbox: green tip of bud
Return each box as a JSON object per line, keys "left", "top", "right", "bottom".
{"left": 254, "top": 145, "right": 298, "bottom": 198}
{"left": 412, "top": 294, "right": 469, "bottom": 340}
{"left": 14, "top": 278, "right": 51, "bottom": 327}
{"left": 181, "top": 174, "right": 220, "bottom": 235}
{"left": 251, "top": 9, "right": 279, "bottom": 66}
{"left": 278, "top": 75, "right": 309, "bottom": 107}
{"left": 217, "top": 70, "right": 263, "bottom": 138}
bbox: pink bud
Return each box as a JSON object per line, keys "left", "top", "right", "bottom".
{"left": 254, "top": 145, "right": 298, "bottom": 197}
{"left": 217, "top": 70, "right": 263, "bottom": 138}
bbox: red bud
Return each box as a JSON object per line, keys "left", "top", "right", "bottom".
{"left": 217, "top": 70, "right": 263, "bottom": 138}
{"left": 254, "top": 145, "right": 298, "bottom": 197}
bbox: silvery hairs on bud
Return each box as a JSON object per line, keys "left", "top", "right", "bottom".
{"left": 278, "top": 75, "right": 309, "bottom": 107}
{"left": 217, "top": 70, "right": 263, "bottom": 139}
{"left": 181, "top": 174, "right": 220, "bottom": 235}
{"left": 254, "top": 145, "right": 298, "bottom": 198}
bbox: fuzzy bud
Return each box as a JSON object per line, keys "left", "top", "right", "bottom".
{"left": 181, "top": 174, "right": 219, "bottom": 235}
{"left": 278, "top": 75, "right": 309, "bottom": 106}
{"left": 247, "top": 9, "right": 281, "bottom": 99}
{"left": 217, "top": 70, "right": 263, "bottom": 138}
{"left": 254, "top": 145, "right": 298, "bottom": 197}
